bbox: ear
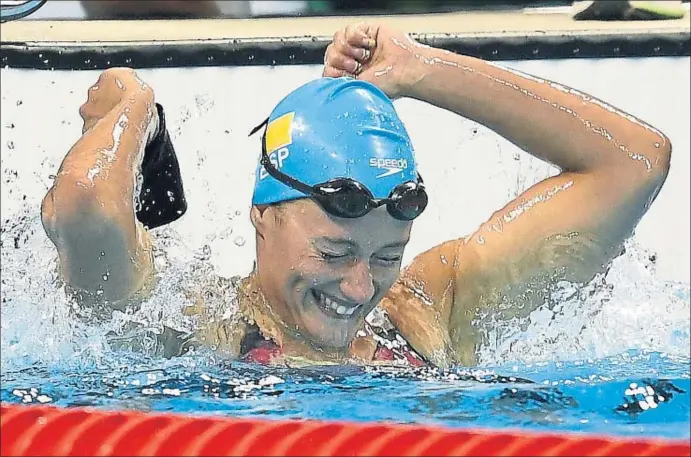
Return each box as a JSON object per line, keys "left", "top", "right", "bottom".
{"left": 250, "top": 205, "right": 274, "bottom": 238}
{"left": 250, "top": 205, "right": 265, "bottom": 231}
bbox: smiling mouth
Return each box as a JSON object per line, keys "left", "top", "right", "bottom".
{"left": 310, "top": 290, "right": 361, "bottom": 319}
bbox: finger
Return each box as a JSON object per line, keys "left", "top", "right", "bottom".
{"left": 362, "top": 23, "right": 380, "bottom": 44}
{"left": 345, "top": 23, "right": 375, "bottom": 49}
{"left": 324, "top": 45, "right": 361, "bottom": 74}
{"left": 323, "top": 66, "right": 355, "bottom": 79}
{"left": 332, "top": 31, "right": 372, "bottom": 62}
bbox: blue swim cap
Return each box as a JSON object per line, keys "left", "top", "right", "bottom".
{"left": 252, "top": 77, "right": 418, "bottom": 206}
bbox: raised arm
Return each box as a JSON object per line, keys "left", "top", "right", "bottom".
{"left": 41, "top": 68, "right": 185, "bottom": 313}
{"left": 324, "top": 24, "right": 671, "bottom": 366}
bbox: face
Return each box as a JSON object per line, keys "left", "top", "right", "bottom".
{"left": 251, "top": 199, "right": 412, "bottom": 349}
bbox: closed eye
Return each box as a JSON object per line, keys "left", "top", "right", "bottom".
{"left": 319, "top": 251, "right": 350, "bottom": 262}
{"left": 374, "top": 255, "right": 402, "bottom": 265}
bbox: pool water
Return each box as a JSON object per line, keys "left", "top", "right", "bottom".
{"left": 1, "top": 58, "right": 690, "bottom": 441}
{"left": 1, "top": 350, "right": 689, "bottom": 439}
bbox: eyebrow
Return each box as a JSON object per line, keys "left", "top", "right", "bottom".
{"left": 314, "top": 237, "right": 408, "bottom": 250}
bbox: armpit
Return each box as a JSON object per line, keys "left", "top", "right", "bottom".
{"left": 379, "top": 276, "right": 458, "bottom": 368}
{"left": 450, "top": 230, "right": 620, "bottom": 347}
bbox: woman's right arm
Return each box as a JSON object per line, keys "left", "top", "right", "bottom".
{"left": 41, "top": 68, "right": 162, "bottom": 311}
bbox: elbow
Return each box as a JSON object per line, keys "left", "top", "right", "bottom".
{"left": 625, "top": 130, "right": 672, "bottom": 182}
{"left": 41, "top": 188, "right": 57, "bottom": 238}
{"left": 653, "top": 134, "right": 672, "bottom": 180}
{"left": 646, "top": 133, "right": 672, "bottom": 190}
{"left": 632, "top": 133, "right": 672, "bottom": 204}
{"left": 41, "top": 182, "right": 97, "bottom": 239}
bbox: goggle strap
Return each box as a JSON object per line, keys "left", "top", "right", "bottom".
{"left": 249, "top": 117, "right": 269, "bottom": 137}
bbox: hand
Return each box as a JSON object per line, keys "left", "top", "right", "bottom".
{"left": 323, "top": 23, "right": 427, "bottom": 99}
{"left": 79, "top": 67, "right": 158, "bottom": 144}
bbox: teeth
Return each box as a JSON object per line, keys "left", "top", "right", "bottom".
{"left": 319, "top": 293, "right": 358, "bottom": 317}
{"left": 324, "top": 296, "right": 338, "bottom": 310}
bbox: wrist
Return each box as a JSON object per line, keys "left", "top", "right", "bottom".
{"left": 398, "top": 45, "right": 435, "bottom": 99}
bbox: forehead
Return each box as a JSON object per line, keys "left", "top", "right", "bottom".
{"left": 283, "top": 199, "right": 412, "bottom": 248}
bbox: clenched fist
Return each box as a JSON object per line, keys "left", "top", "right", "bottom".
{"left": 79, "top": 68, "right": 158, "bottom": 145}
{"left": 322, "top": 23, "right": 429, "bottom": 100}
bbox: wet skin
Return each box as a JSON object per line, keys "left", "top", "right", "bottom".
{"left": 41, "top": 22, "right": 671, "bottom": 367}
{"left": 251, "top": 200, "right": 411, "bottom": 352}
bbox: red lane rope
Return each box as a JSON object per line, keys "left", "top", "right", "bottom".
{"left": 1, "top": 403, "right": 689, "bottom": 457}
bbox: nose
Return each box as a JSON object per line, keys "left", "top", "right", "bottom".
{"left": 340, "top": 259, "right": 376, "bottom": 304}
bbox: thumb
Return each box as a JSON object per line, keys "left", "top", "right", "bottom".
{"left": 355, "top": 22, "right": 379, "bottom": 49}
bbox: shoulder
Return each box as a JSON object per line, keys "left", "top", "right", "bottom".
{"left": 377, "top": 237, "right": 483, "bottom": 367}
{"left": 181, "top": 274, "right": 253, "bottom": 359}
{"left": 363, "top": 311, "right": 427, "bottom": 367}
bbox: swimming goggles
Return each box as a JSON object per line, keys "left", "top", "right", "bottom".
{"left": 250, "top": 119, "right": 428, "bottom": 221}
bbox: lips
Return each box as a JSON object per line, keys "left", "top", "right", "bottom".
{"left": 311, "top": 290, "right": 361, "bottom": 319}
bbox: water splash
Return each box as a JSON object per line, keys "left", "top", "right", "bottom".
{"left": 476, "top": 238, "right": 690, "bottom": 366}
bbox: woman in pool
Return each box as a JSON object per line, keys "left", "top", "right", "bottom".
{"left": 41, "top": 22, "right": 671, "bottom": 367}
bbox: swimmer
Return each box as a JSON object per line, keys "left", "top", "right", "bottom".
{"left": 41, "top": 22, "right": 671, "bottom": 367}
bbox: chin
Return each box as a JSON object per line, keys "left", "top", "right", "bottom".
{"left": 291, "top": 288, "right": 366, "bottom": 350}
{"left": 301, "top": 315, "right": 355, "bottom": 349}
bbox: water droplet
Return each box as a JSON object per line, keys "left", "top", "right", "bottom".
{"left": 234, "top": 236, "right": 246, "bottom": 247}
{"left": 7, "top": 141, "right": 14, "bottom": 150}
{"left": 195, "top": 244, "right": 211, "bottom": 261}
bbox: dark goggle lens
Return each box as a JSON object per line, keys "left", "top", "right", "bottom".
{"left": 315, "top": 180, "right": 373, "bottom": 218}
{"left": 389, "top": 188, "right": 428, "bottom": 221}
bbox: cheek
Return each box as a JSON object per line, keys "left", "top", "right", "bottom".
{"left": 285, "top": 255, "right": 334, "bottom": 290}
{"left": 377, "top": 262, "right": 403, "bottom": 283}
{"left": 372, "top": 264, "right": 403, "bottom": 297}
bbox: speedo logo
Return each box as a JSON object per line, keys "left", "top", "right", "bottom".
{"left": 369, "top": 157, "right": 408, "bottom": 178}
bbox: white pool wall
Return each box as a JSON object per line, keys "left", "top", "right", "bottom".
{"left": 1, "top": 58, "right": 689, "bottom": 282}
